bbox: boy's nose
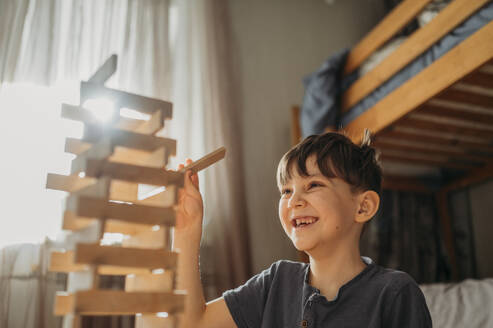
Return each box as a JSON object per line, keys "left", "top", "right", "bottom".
{"left": 288, "top": 193, "right": 306, "bottom": 209}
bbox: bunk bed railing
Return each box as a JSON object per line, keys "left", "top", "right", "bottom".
{"left": 343, "top": 19, "right": 493, "bottom": 142}
{"left": 342, "top": 0, "right": 491, "bottom": 112}
{"left": 343, "top": 0, "right": 433, "bottom": 75}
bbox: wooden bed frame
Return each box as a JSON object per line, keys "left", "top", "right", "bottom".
{"left": 292, "top": 0, "right": 493, "bottom": 279}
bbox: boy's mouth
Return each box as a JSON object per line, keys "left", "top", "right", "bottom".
{"left": 291, "top": 216, "right": 319, "bottom": 228}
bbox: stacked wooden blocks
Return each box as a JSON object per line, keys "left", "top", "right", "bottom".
{"left": 45, "top": 55, "right": 195, "bottom": 328}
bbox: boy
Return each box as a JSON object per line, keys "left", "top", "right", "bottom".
{"left": 173, "top": 131, "right": 432, "bottom": 328}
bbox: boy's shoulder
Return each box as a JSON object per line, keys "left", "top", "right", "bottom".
{"left": 370, "top": 263, "right": 421, "bottom": 293}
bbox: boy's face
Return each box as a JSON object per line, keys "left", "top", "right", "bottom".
{"left": 278, "top": 155, "right": 361, "bottom": 253}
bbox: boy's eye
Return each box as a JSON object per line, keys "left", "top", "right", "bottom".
{"left": 308, "top": 182, "right": 322, "bottom": 189}
{"left": 281, "top": 188, "right": 292, "bottom": 195}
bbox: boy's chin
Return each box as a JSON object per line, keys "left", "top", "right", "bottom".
{"left": 291, "top": 239, "right": 315, "bottom": 253}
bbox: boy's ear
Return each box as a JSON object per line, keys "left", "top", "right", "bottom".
{"left": 355, "top": 190, "right": 380, "bottom": 223}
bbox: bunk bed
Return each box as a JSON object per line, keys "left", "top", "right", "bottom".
{"left": 294, "top": 1, "right": 493, "bottom": 325}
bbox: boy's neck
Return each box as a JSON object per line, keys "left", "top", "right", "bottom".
{"left": 307, "top": 244, "right": 367, "bottom": 302}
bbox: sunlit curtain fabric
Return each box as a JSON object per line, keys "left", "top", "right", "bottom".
{"left": 168, "top": 0, "right": 252, "bottom": 298}
{"left": 0, "top": 0, "right": 250, "bottom": 326}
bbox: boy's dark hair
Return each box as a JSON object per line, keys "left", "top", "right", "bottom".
{"left": 277, "top": 130, "right": 382, "bottom": 196}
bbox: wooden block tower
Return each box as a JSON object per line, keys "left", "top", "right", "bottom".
{"left": 45, "top": 55, "right": 225, "bottom": 328}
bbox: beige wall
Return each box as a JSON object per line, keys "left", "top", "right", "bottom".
{"left": 228, "top": 0, "right": 386, "bottom": 273}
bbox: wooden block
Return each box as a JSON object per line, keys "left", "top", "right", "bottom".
{"left": 138, "top": 186, "right": 176, "bottom": 208}
{"left": 135, "top": 315, "right": 175, "bottom": 328}
{"left": 125, "top": 271, "right": 174, "bottom": 292}
{"left": 87, "top": 54, "right": 117, "bottom": 84}
{"left": 55, "top": 290, "right": 185, "bottom": 315}
{"left": 65, "top": 195, "right": 175, "bottom": 226}
{"left": 122, "top": 228, "right": 168, "bottom": 249}
{"left": 63, "top": 212, "right": 158, "bottom": 235}
{"left": 71, "top": 139, "right": 114, "bottom": 174}
{"left": 54, "top": 293, "right": 74, "bottom": 316}
{"left": 66, "top": 138, "right": 168, "bottom": 169}
{"left": 50, "top": 251, "right": 89, "bottom": 272}
{"left": 75, "top": 243, "right": 177, "bottom": 270}
{"left": 80, "top": 81, "right": 173, "bottom": 117}
{"left": 82, "top": 128, "right": 176, "bottom": 156}
{"left": 62, "top": 103, "right": 165, "bottom": 136}
{"left": 83, "top": 160, "right": 183, "bottom": 187}
{"left": 71, "top": 177, "right": 111, "bottom": 199}
{"left": 62, "top": 212, "right": 95, "bottom": 231}
{"left": 111, "top": 146, "right": 167, "bottom": 168}
{"left": 46, "top": 173, "right": 96, "bottom": 193}
{"left": 49, "top": 251, "right": 151, "bottom": 275}
{"left": 65, "top": 138, "right": 91, "bottom": 155}
{"left": 118, "top": 109, "right": 164, "bottom": 135}
{"left": 179, "top": 147, "right": 226, "bottom": 174}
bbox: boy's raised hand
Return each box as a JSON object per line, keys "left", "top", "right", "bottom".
{"left": 175, "top": 158, "right": 204, "bottom": 233}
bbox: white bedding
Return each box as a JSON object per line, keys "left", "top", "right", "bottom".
{"left": 420, "top": 279, "right": 493, "bottom": 328}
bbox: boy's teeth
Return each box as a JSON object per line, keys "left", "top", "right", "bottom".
{"left": 295, "top": 217, "right": 317, "bottom": 227}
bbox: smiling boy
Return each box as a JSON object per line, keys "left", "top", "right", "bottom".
{"left": 174, "top": 131, "right": 432, "bottom": 328}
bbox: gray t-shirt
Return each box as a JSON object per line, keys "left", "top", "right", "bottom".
{"left": 223, "top": 257, "right": 432, "bottom": 328}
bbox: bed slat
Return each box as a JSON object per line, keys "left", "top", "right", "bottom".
{"left": 343, "top": 19, "right": 493, "bottom": 142}
{"left": 344, "top": 0, "right": 434, "bottom": 75}
{"left": 343, "top": 0, "right": 491, "bottom": 111}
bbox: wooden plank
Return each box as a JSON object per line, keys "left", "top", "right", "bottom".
{"left": 125, "top": 271, "right": 174, "bottom": 292}
{"left": 71, "top": 139, "right": 114, "bottom": 174}
{"left": 399, "top": 116, "right": 493, "bottom": 139}
{"left": 63, "top": 103, "right": 165, "bottom": 135}
{"left": 65, "top": 138, "right": 91, "bottom": 155}
{"left": 49, "top": 250, "right": 151, "bottom": 275}
{"left": 66, "top": 195, "right": 176, "bottom": 226}
{"left": 82, "top": 160, "right": 183, "bottom": 187}
{"left": 417, "top": 103, "right": 493, "bottom": 126}
{"left": 343, "top": 20, "right": 493, "bottom": 142}
{"left": 138, "top": 186, "right": 177, "bottom": 208}
{"left": 436, "top": 89, "right": 493, "bottom": 110}
{"left": 66, "top": 138, "right": 168, "bottom": 168}
{"left": 55, "top": 290, "right": 184, "bottom": 315}
{"left": 380, "top": 152, "right": 478, "bottom": 170}
{"left": 63, "top": 213, "right": 168, "bottom": 234}
{"left": 88, "top": 54, "right": 117, "bottom": 84}
{"left": 75, "top": 243, "right": 177, "bottom": 269}
{"left": 46, "top": 173, "right": 96, "bottom": 193}
{"left": 179, "top": 147, "right": 226, "bottom": 174}
{"left": 344, "top": 0, "right": 434, "bottom": 74}
{"left": 374, "top": 139, "right": 489, "bottom": 163}
{"left": 54, "top": 293, "right": 74, "bottom": 316}
{"left": 50, "top": 251, "right": 88, "bottom": 272}
{"left": 462, "top": 70, "right": 493, "bottom": 89}
{"left": 343, "top": 0, "right": 490, "bottom": 110}
{"left": 62, "top": 211, "right": 95, "bottom": 231}
{"left": 122, "top": 228, "right": 168, "bottom": 249}
{"left": 80, "top": 81, "right": 173, "bottom": 117}
{"left": 81, "top": 128, "right": 176, "bottom": 156}
{"left": 381, "top": 175, "right": 432, "bottom": 193}
{"left": 380, "top": 128, "right": 493, "bottom": 154}
{"left": 443, "top": 162, "right": 493, "bottom": 192}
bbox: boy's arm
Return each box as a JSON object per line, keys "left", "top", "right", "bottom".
{"left": 173, "top": 161, "right": 237, "bottom": 328}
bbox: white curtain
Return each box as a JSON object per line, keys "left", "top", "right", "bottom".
{"left": 0, "top": 0, "right": 251, "bottom": 326}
